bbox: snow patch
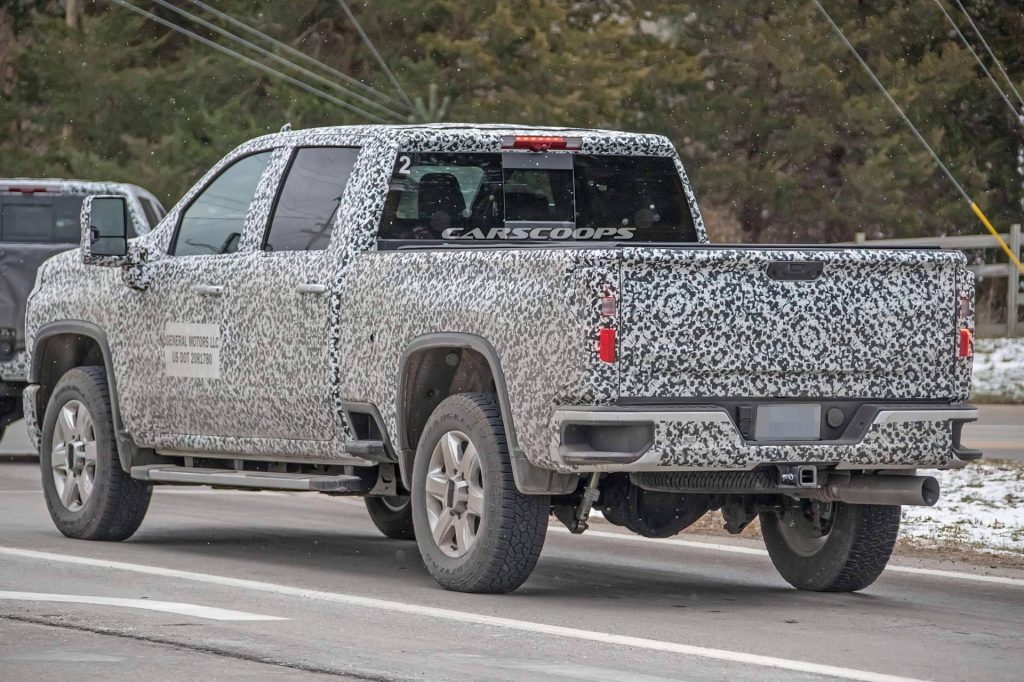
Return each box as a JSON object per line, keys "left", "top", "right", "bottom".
{"left": 901, "top": 461, "right": 1024, "bottom": 555}
{"left": 973, "top": 337, "right": 1024, "bottom": 402}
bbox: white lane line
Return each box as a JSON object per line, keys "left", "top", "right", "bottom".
{"left": 0, "top": 590, "right": 285, "bottom": 621}
{"left": 551, "top": 527, "right": 1024, "bottom": 587}
{"left": 0, "top": 546, "right": 921, "bottom": 682}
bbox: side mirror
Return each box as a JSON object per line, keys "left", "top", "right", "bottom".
{"left": 81, "top": 195, "right": 130, "bottom": 266}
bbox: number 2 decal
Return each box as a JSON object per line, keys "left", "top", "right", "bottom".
{"left": 397, "top": 155, "right": 412, "bottom": 175}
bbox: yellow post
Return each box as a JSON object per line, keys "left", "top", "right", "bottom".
{"left": 970, "top": 202, "right": 1024, "bottom": 275}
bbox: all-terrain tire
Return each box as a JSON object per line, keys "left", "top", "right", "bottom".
{"left": 411, "top": 393, "right": 548, "bottom": 593}
{"left": 40, "top": 366, "right": 152, "bottom": 541}
{"left": 760, "top": 502, "right": 900, "bottom": 592}
{"left": 364, "top": 495, "right": 416, "bottom": 540}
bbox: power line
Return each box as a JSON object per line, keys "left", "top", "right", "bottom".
{"left": 190, "top": 0, "right": 411, "bottom": 114}
{"left": 931, "top": 0, "right": 1021, "bottom": 123}
{"left": 336, "top": 0, "right": 414, "bottom": 110}
{"left": 951, "top": 0, "right": 1024, "bottom": 110}
{"left": 111, "top": 0, "right": 389, "bottom": 123}
{"left": 149, "top": 0, "right": 405, "bottom": 121}
{"left": 811, "top": 0, "right": 1024, "bottom": 275}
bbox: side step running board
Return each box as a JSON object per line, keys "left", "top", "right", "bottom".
{"left": 130, "top": 465, "right": 367, "bottom": 492}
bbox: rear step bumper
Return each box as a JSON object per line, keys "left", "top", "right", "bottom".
{"left": 550, "top": 404, "right": 979, "bottom": 472}
{"left": 130, "top": 465, "right": 368, "bottom": 492}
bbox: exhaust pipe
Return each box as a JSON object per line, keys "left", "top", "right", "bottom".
{"left": 805, "top": 474, "right": 940, "bottom": 507}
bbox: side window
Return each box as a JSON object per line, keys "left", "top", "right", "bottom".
{"left": 171, "top": 151, "right": 272, "bottom": 256}
{"left": 139, "top": 198, "right": 160, "bottom": 230}
{"left": 264, "top": 146, "right": 359, "bottom": 252}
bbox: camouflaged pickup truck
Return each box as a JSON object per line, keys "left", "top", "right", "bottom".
{"left": 23, "top": 124, "right": 980, "bottom": 594}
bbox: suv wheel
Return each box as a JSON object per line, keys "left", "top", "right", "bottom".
{"left": 364, "top": 495, "right": 416, "bottom": 540}
{"left": 760, "top": 499, "right": 900, "bottom": 592}
{"left": 40, "top": 366, "right": 152, "bottom": 540}
{"left": 411, "top": 393, "right": 548, "bottom": 593}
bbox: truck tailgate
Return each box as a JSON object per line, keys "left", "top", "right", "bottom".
{"left": 618, "top": 247, "right": 968, "bottom": 401}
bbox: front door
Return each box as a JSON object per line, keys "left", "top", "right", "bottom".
{"left": 127, "top": 150, "right": 275, "bottom": 442}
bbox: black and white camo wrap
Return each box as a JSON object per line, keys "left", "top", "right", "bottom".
{"left": 22, "top": 124, "right": 972, "bottom": 475}
{"left": 548, "top": 407, "right": 969, "bottom": 473}
{"left": 21, "top": 384, "right": 41, "bottom": 451}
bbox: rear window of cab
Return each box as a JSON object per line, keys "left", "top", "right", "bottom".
{"left": 377, "top": 152, "right": 697, "bottom": 244}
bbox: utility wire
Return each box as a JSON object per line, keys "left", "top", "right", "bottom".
{"left": 189, "top": 0, "right": 411, "bottom": 113}
{"left": 932, "top": 0, "right": 1021, "bottom": 123}
{"left": 111, "top": 0, "right": 388, "bottom": 123}
{"left": 811, "top": 0, "right": 1024, "bottom": 275}
{"left": 148, "top": 0, "right": 404, "bottom": 121}
{"left": 336, "top": 0, "right": 414, "bottom": 110}
{"left": 951, "top": 0, "right": 1024, "bottom": 110}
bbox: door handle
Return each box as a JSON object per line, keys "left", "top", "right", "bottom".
{"left": 296, "top": 283, "right": 328, "bottom": 295}
{"left": 192, "top": 285, "right": 224, "bottom": 297}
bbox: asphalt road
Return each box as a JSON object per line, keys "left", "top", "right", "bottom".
{"left": 961, "top": 404, "right": 1024, "bottom": 460}
{"left": 1, "top": 461, "right": 1022, "bottom": 681}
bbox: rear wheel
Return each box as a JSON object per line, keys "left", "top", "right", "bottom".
{"left": 364, "top": 495, "right": 416, "bottom": 540}
{"left": 760, "top": 499, "right": 900, "bottom": 592}
{"left": 39, "top": 366, "right": 151, "bottom": 541}
{"left": 411, "top": 393, "right": 548, "bottom": 593}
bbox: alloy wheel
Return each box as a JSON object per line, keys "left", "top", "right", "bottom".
{"left": 423, "top": 430, "right": 485, "bottom": 558}
{"left": 49, "top": 399, "right": 97, "bottom": 512}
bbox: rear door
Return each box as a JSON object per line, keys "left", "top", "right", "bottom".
{"left": 617, "top": 247, "right": 964, "bottom": 401}
{"left": 223, "top": 145, "right": 360, "bottom": 441}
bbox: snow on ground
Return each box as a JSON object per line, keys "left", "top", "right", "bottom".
{"left": 973, "top": 337, "right": 1024, "bottom": 402}
{"left": 901, "top": 460, "right": 1024, "bottom": 556}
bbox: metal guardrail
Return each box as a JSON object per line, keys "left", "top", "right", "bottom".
{"left": 841, "top": 224, "right": 1022, "bottom": 337}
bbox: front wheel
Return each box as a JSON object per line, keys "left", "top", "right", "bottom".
{"left": 411, "top": 393, "right": 548, "bottom": 593}
{"left": 39, "top": 366, "right": 152, "bottom": 541}
{"left": 760, "top": 500, "right": 900, "bottom": 592}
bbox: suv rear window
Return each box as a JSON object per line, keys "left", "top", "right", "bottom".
{"left": 377, "top": 152, "right": 697, "bottom": 243}
{"left": 0, "top": 195, "right": 86, "bottom": 243}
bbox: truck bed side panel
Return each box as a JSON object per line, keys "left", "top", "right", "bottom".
{"left": 336, "top": 248, "right": 620, "bottom": 470}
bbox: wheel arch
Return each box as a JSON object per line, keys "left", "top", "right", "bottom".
{"left": 395, "top": 333, "right": 576, "bottom": 495}
{"left": 30, "top": 321, "right": 143, "bottom": 472}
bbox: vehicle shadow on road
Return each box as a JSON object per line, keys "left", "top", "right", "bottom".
{"left": 124, "top": 522, "right": 894, "bottom": 616}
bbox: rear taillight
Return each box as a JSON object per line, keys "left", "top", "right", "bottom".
{"left": 597, "top": 289, "right": 617, "bottom": 363}
{"left": 958, "top": 328, "right": 973, "bottom": 358}
{"left": 598, "top": 328, "right": 617, "bottom": 363}
{"left": 501, "top": 135, "right": 582, "bottom": 152}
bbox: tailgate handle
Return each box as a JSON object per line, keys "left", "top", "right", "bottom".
{"left": 766, "top": 261, "right": 824, "bottom": 281}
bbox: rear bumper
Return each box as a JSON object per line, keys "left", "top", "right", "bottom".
{"left": 0, "top": 350, "right": 29, "bottom": 383}
{"left": 549, "top": 404, "right": 979, "bottom": 472}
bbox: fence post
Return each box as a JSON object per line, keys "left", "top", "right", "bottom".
{"left": 1009, "top": 224, "right": 1021, "bottom": 337}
